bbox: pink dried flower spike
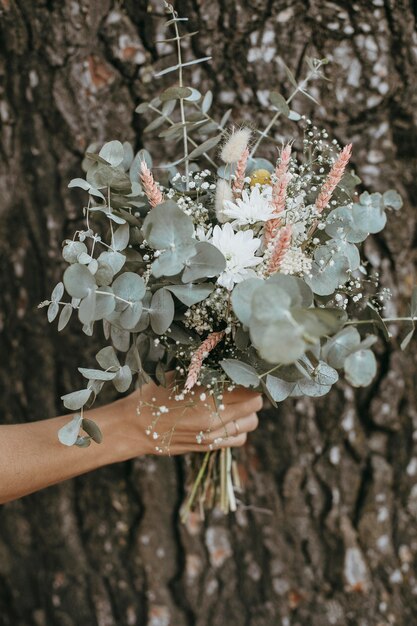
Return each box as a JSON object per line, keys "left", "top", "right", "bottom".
{"left": 266, "top": 225, "right": 292, "bottom": 275}
{"left": 232, "top": 147, "right": 249, "bottom": 197}
{"left": 264, "top": 144, "right": 292, "bottom": 245}
{"left": 140, "top": 160, "right": 164, "bottom": 208}
{"left": 184, "top": 331, "right": 225, "bottom": 391}
{"left": 315, "top": 143, "right": 352, "bottom": 213}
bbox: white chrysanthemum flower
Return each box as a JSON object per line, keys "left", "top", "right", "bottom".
{"left": 223, "top": 186, "right": 276, "bottom": 227}
{"left": 210, "top": 222, "right": 262, "bottom": 290}
{"left": 195, "top": 225, "right": 213, "bottom": 241}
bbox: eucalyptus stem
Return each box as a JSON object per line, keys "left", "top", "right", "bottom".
{"left": 96, "top": 291, "right": 132, "bottom": 306}
{"left": 148, "top": 104, "right": 217, "bottom": 168}
{"left": 250, "top": 60, "right": 326, "bottom": 157}
{"left": 172, "top": 15, "right": 190, "bottom": 190}
{"left": 345, "top": 317, "right": 416, "bottom": 326}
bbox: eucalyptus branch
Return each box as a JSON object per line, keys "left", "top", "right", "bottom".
{"left": 250, "top": 59, "right": 327, "bottom": 157}
{"left": 148, "top": 105, "right": 217, "bottom": 168}
{"left": 345, "top": 317, "right": 417, "bottom": 326}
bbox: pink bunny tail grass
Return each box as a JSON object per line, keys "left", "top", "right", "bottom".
{"left": 184, "top": 331, "right": 226, "bottom": 391}
{"left": 140, "top": 161, "right": 164, "bottom": 208}
{"left": 315, "top": 144, "right": 352, "bottom": 213}
{"left": 264, "top": 145, "right": 292, "bottom": 245}
{"left": 266, "top": 225, "right": 292, "bottom": 275}
{"left": 232, "top": 147, "right": 249, "bottom": 197}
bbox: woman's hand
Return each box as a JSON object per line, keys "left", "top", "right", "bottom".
{"left": 119, "top": 377, "right": 263, "bottom": 456}
{"left": 0, "top": 376, "right": 262, "bottom": 504}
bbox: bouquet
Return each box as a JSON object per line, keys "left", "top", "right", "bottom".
{"left": 40, "top": 2, "right": 413, "bottom": 520}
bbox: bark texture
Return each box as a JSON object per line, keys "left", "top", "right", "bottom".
{"left": 1, "top": 1, "right": 417, "bottom": 625}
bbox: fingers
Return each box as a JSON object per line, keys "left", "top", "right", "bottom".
{"left": 171, "top": 432, "right": 248, "bottom": 454}
{"left": 222, "top": 387, "right": 263, "bottom": 405}
{"left": 207, "top": 412, "right": 259, "bottom": 442}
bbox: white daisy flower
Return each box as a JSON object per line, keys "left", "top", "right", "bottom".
{"left": 222, "top": 186, "right": 276, "bottom": 227}
{"left": 210, "top": 222, "right": 262, "bottom": 290}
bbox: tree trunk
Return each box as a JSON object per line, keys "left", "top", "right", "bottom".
{"left": 1, "top": 1, "right": 416, "bottom": 624}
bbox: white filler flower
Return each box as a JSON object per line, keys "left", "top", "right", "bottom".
{"left": 223, "top": 186, "right": 276, "bottom": 227}
{"left": 210, "top": 223, "right": 261, "bottom": 290}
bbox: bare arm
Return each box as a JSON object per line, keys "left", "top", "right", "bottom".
{"left": 0, "top": 378, "right": 262, "bottom": 504}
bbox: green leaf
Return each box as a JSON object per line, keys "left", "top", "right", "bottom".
{"left": 113, "top": 365, "right": 132, "bottom": 393}
{"left": 220, "top": 359, "right": 260, "bottom": 387}
{"left": 63, "top": 263, "right": 96, "bottom": 298}
{"left": 47, "top": 302, "right": 59, "bottom": 323}
{"left": 63, "top": 241, "right": 88, "bottom": 264}
{"left": 99, "top": 140, "right": 125, "bottom": 167}
{"left": 367, "top": 303, "right": 391, "bottom": 341}
{"left": 112, "top": 272, "right": 146, "bottom": 303}
{"left": 82, "top": 418, "right": 103, "bottom": 444}
{"left": 142, "top": 200, "right": 195, "bottom": 249}
{"left": 269, "top": 92, "right": 290, "bottom": 116}
{"left": 112, "top": 223, "right": 130, "bottom": 251}
{"left": 149, "top": 289, "right": 175, "bottom": 334}
{"left": 166, "top": 283, "right": 214, "bottom": 307}
{"left": 265, "top": 375, "right": 294, "bottom": 401}
{"left": 96, "top": 346, "right": 120, "bottom": 369}
{"left": 344, "top": 349, "right": 377, "bottom": 387}
{"left": 98, "top": 251, "right": 126, "bottom": 274}
{"left": 58, "top": 414, "right": 83, "bottom": 446}
{"left": 61, "top": 388, "right": 92, "bottom": 410}
{"left": 231, "top": 278, "right": 264, "bottom": 326}
{"left": 182, "top": 242, "right": 226, "bottom": 282}
{"left": 382, "top": 189, "right": 402, "bottom": 210}
{"left": 58, "top": 303, "right": 73, "bottom": 331}
{"left": 305, "top": 252, "right": 350, "bottom": 296}
{"left": 160, "top": 86, "right": 193, "bottom": 101}
{"left": 267, "top": 274, "right": 313, "bottom": 307}
{"left": 293, "top": 307, "right": 348, "bottom": 340}
{"left": 187, "top": 135, "right": 222, "bottom": 160}
{"left": 201, "top": 91, "right": 213, "bottom": 114}
{"left": 322, "top": 327, "right": 361, "bottom": 368}
{"left": 152, "top": 243, "right": 196, "bottom": 278}
{"left": 325, "top": 205, "right": 368, "bottom": 244}
{"left": 94, "top": 286, "right": 116, "bottom": 320}
{"left": 78, "top": 368, "right": 117, "bottom": 381}
{"left": 78, "top": 288, "right": 97, "bottom": 325}
{"left": 352, "top": 194, "right": 386, "bottom": 234}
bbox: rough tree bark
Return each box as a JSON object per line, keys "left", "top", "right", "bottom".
{"left": 0, "top": 1, "right": 417, "bottom": 625}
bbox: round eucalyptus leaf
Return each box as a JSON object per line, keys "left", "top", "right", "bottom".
{"left": 95, "top": 262, "right": 114, "bottom": 287}
{"left": 78, "top": 368, "right": 117, "bottom": 381}
{"left": 305, "top": 254, "right": 350, "bottom": 296}
{"left": 142, "top": 200, "right": 195, "bottom": 250}
{"left": 58, "top": 414, "right": 83, "bottom": 447}
{"left": 96, "top": 346, "right": 120, "bottom": 369}
{"left": 78, "top": 288, "right": 97, "bottom": 325}
{"left": 151, "top": 243, "right": 196, "bottom": 278}
{"left": 267, "top": 274, "right": 313, "bottom": 307}
{"left": 352, "top": 200, "right": 386, "bottom": 234}
{"left": 166, "top": 283, "right": 214, "bottom": 307}
{"left": 63, "top": 241, "right": 88, "bottom": 264}
{"left": 383, "top": 189, "right": 402, "bottom": 210}
{"left": 112, "top": 223, "right": 130, "bottom": 251}
{"left": 81, "top": 418, "right": 103, "bottom": 444}
{"left": 220, "top": 359, "right": 260, "bottom": 388}
{"left": 112, "top": 272, "right": 146, "bottom": 303}
{"left": 61, "top": 388, "right": 92, "bottom": 411}
{"left": 231, "top": 278, "right": 264, "bottom": 326}
{"left": 110, "top": 325, "right": 131, "bottom": 352}
{"left": 325, "top": 206, "right": 368, "bottom": 244}
{"left": 113, "top": 364, "right": 133, "bottom": 393}
{"left": 64, "top": 263, "right": 96, "bottom": 298}
{"left": 99, "top": 140, "right": 125, "bottom": 167}
{"left": 344, "top": 349, "right": 377, "bottom": 387}
{"left": 98, "top": 250, "right": 126, "bottom": 275}
{"left": 251, "top": 319, "right": 305, "bottom": 365}
{"left": 182, "top": 242, "right": 226, "bottom": 282}
{"left": 94, "top": 287, "right": 116, "bottom": 320}
{"left": 149, "top": 289, "right": 175, "bottom": 335}
{"left": 251, "top": 283, "right": 292, "bottom": 324}
{"left": 292, "top": 307, "right": 348, "bottom": 340}
{"left": 122, "top": 142, "right": 134, "bottom": 171}
{"left": 265, "top": 375, "right": 295, "bottom": 401}
{"left": 322, "top": 326, "right": 361, "bottom": 368}
{"left": 120, "top": 301, "right": 143, "bottom": 330}
{"left": 291, "top": 378, "right": 331, "bottom": 397}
